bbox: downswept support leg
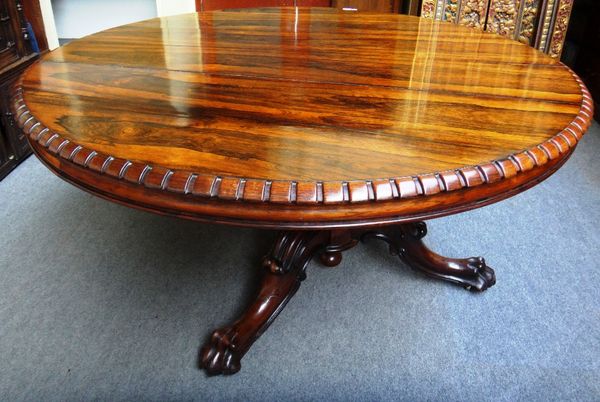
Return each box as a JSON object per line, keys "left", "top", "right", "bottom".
{"left": 362, "top": 222, "right": 496, "bottom": 291}
{"left": 201, "top": 221, "right": 496, "bottom": 375}
{"left": 200, "top": 230, "right": 330, "bottom": 375}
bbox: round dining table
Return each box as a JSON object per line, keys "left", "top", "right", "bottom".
{"left": 12, "top": 7, "right": 593, "bottom": 375}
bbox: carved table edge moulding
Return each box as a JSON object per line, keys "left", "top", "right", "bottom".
{"left": 10, "top": 9, "right": 594, "bottom": 376}
{"left": 9, "top": 69, "right": 593, "bottom": 227}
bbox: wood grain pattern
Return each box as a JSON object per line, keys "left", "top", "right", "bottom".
{"left": 12, "top": 8, "right": 593, "bottom": 228}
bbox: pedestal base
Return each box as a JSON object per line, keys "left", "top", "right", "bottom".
{"left": 200, "top": 221, "right": 495, "bottom": 375}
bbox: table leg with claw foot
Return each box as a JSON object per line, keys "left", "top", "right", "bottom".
{"left": 200, "top": 231, "right": 329, "bottom": 375}
{"left": 397, "top": 222, "right": 496, "bottom": 291}
{"left": 362, "top": 222, "right": 496, "bottom": 292}
{"left": 202, "top": 222, "right": 496, "bottom": 375}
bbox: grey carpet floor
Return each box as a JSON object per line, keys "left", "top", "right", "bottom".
{"left": 1, "top": 124, "right": 599, "bottom": 401}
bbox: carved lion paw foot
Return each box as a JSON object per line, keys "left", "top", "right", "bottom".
{"left": 462, "top": 257, "right": 496, "bottom": 292}
{"left": 200, "top": 327, "right": 241, "bottom": 375}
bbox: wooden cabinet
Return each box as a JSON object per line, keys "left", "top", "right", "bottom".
{"left": 197, "top": 0, "right": 419, "bottom": 13}
{"left": 421, "top": 0, "right": 574, "bottom": 58}
{"left": 198, "top": 0, "right": 331, "bottom": 11}
{"left": 0, "top": 0, "right": 38, "bottom": 181}
{"left": 0, "top": 117, "right": 14, "bottom": 175}
{"left": 331, "top": 0, "right": 401, "bottom": 13}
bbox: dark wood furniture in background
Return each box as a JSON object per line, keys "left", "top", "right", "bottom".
{"left": 12, "top": 9, "right": 593, "bottom": 375}
{"left": 199, "top": 0, "right": 330, "bottom": 12}
{"left": 196, "top": 0, "right": 421, "bottom": 13}
{"left": 0, "top": 0, "right": 38, "bottom": 180}
{"left": 563, "top": 0, "right": 599, "bottom": 120}
{"left": 22, "top": 0, "right": 48, "bottom": 52}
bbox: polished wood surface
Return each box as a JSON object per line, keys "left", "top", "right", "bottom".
{"left": 12, "top": 8, "right": 593, "bottom": 227}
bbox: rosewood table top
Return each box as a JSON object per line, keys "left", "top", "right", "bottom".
{"left": 12, "top": 7, "right": 593, "bottom": 228}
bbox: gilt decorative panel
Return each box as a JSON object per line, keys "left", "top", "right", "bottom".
{"left": 487, "top": 0, "right": 520, "bottom": 37}
{"left": 516, "top": 0, "right": 540, "bottom": 45}
{"left": 458, "top": 0, "right": 489, "bottom": 29}
{"left": 545, "top": 0, "right": 574, "bottom": 58}
{"left": 486, "top": 0, "right": 540, "bottom": 45}
{"left": 421, "top": 0, "right": 489, "bottom": 27}
{"left": 421, "top": 0, "right": 573, "bottom": 57}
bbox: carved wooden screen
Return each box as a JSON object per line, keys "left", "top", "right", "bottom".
{"left": 421, "top": 1, "right": 490, "bottom": 29}
{"left": 420, "top": 0, "right": 574, "bottom": 58}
